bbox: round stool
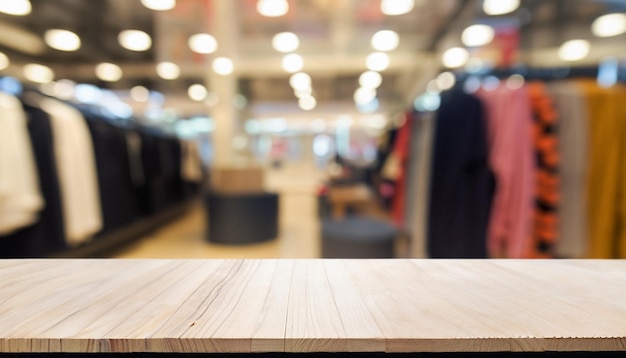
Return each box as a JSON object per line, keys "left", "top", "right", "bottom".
{"left": 321, "top": 217, "right": 396, "bottom": 258}
{"left": 205, "top": 191, "right": 279, "bottom": 244}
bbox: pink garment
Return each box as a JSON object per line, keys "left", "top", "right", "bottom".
{"left": 477, "top": 85, "right": 535, "bottom": 258}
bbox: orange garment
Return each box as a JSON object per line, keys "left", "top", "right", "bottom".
{"left": 578, "top": 81, "right": 626, "bottom": 258}
{"left": 528, "top": 83, "right": 560, "bottom": 258}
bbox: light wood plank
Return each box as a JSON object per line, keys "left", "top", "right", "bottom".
{"left": 1, "top": 259, "right": 626, "bottom": 352}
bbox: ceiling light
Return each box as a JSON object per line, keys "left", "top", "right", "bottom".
{"left": 359, "top": 71, "right": 382, "bottom": 89}
{"left": 156, "top": 61, "right": 180, "bottom": 80}
{"left": 188, "top": 33, "right": 217, "bottom": 54}
{"left": 272, "top": 32, "right": 299, "bottom": 53}
{"left": 23, "top": 63, "right": 54, "bottom": 84}
{"left": 95, "top": 62, "right": 123, "bottom": 82}
{"left": 257, "top": 0, "right": 288, "bottom": 17}
{"left": 380, "top": 0, "right": 414, "bottom": 16}
{"left": 140, "top": 0, "right": 176, "bottom": 11}
{"left": 52, "top": 79, "right": 75, "bottom": 100}
{"left": 483, "top": 0, "right": 519, "bottom": 16}
{"left": 0, "top": 52, "right": 8, "bottom": 71}
{"left": 74, "top": 84, "right": 102, "bottom": 104}
{"left": 505, "top": 74, "right": 525, "bottom": 89}
{"left": 436, "top": 71, "right": 455, "bottom": 90}
{"left": 282, "top": 53, "right": 303, "bottom": 73}
{"left": 482, "top": 75, "right": 500, "bottom": 91}
{"left": 558, "top": 39, "right": 590, "bottom": 61}
{"left": 354, "top": 87, "right": 376, "bottom": 105}
{"left": 188, "top": 84, "right": 208, "bottom": 102}
{"left": 298, "top": 95, "right": 316, "bottom": 111}
{"left": 356, "top": 97, "right": 380, "bottom": 113}
{"left": 212, "top": 57, "right": 234, "bottom": 75}
{"left": 426, "top": 79, "right": 440, "bottom": 94}
{"left": 289, "top": 72, "right": 311, "bottom": 90}
{"left": 118, "top": 30, "right": 152, "bottom": 52}
{"left": 465, "top": 57, "right": 490, "bottom": 73}
{"left": 0, "top": 0, "right": 31, "bottom": 16}
{"left": 130, "top": 86, "right": 150, "bottom": 102}
{"left": 442, "top": 47, "right": 469, "bottom": 68}
{"left": 462, "top": 24, "right": 494, "bottom": 47}
{"left": 371, "top": 30, "right": 400, "bottom": 51}
{"left": 294, "top": 86, "right": 312, "bottom": 98}
{"left": 44, "top": 29, "right": 81, "bottom": 52}
{"left": 366, "top": 52, "right": 390, "bottom": 71}
{"left": 592, "top": 13, "right": 626, "bottom": 38}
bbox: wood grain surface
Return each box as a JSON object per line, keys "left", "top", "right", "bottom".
{"left": 0, "top": 259, "right": 625, "bottom": 353}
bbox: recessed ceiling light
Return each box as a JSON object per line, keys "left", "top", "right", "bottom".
{"left": 44, "top": 29, "right": 81, "bottom": 52}
{"left": 442, "top": 47, "right": 469, "bottom": 68}
{"left": 118, "top": 30, "right": 152, "bottom": 52}
{"left": 0, "top": 0, "right": 31, "bottom": 16}
{"left": 0, "top": 52, "right": 9, "bottom": 71}
{"left": 23, "top": 63, "right": 54, "bottom": 84}
{"left": 354, "top": 87, "right": 376, "bottom": 105}
{"left": 380, "top": 0, "right": 414, "bottom": 16}
{"left": 156, "top": 61, "right": 180, "bottom": 80}
{"left": 461, "top": 24, "right": 495, "bottom": 47}
{"left": 592, "top": 13, "right": 626, "bottom": 37}
{"left": 188, "top": 84, "right": 208, "bottom": 102}
{"left": 95, "top": 62, "right": 123, "bottom": 82}
{"left": 558, "top": 39, "right": 590, "bottom": 62}
{"left": 505, "top": 74, "right": 525, "bottom": 89}
{"left": 366, "top": 52, "right": 390, "bottom": 71}
{"left": 188, "top": 33, "right": 217, "bottom": 54}
{"left": 282, "top": 53, "right": 303, "bottom": 73}
{"left": 272, "top": 32, "right": 299, "bottom": 53}
{"left": 130, "top": 86, "right": 150, "bottom": 102}
{"left": 359, "top": 71, "right": 383, "bottom": 89}
{"left": 294, "top": 86, "right": 312, "bottom": 98}
{"left": 298, "top": 95, "right": 316, "bottom": 111}
{"left": 435, "top": 71, "right": 455, "bottom": 90}
{"left": 483, "top": 0, "right": 519, "bottom": 16}
{"left": 289, "top": 72, "right": 311, "bottom": 91}
{"left": 257, "top": 0, "right": 288, "bottom": 17}
{"left": 140, "top": 0, "right": 175, "bottom": 11}
{"left": 371, "top": 30, "right": 399, "bottom": 51}
{"left": 212, "top": 57, "right": 234, "bottom": 75}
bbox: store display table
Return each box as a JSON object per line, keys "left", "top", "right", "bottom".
{"left": 0, "top": 259, "right": 625, "bottom": 355}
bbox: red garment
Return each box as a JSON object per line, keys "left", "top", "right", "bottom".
{"left": 477, "top": 86, "right": 535, "bottom": 258}
{"left": 391, "top": 113, "right": 413, "bottom": 226}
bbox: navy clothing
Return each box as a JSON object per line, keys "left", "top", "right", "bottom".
{"left": 427, "top": 90, "right": 494, "bottom": 258}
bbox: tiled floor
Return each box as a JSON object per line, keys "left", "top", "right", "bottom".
{"left": 114, "top": 165, "right": 326, "bottom": 259}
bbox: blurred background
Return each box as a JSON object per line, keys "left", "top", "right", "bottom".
{"left": 1, "top": 0, "right": 625, "bottom": 259}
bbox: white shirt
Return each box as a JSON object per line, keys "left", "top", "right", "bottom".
{"left": 0, "top": 93, "right": 44, "bottom": 235}
{"left": 40, "top": 97, "right": 102, "bottom": 245}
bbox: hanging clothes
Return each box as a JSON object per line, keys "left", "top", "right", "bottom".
{"left": 578, "top": 80, "right": 626, "bottom": 258}
{"left": 427, "top": 89, "right": 494, "bottom": 258}
{"left": 477, "top": 85, "right": 535, "bottom": 258}
{"left": 0, "top": 103, "right": 67, "bottom": 257}
{"left": 82, "top": 113, "right": 140, "bottom": 234}
{"left": 390, "top": 113, "right": 413, "bottom": 226}
{"left": 528, "top": 82, "right": 560, "bottom": 258}
{"left": 38, "top": 96, "right": 103, "bottom": 245}
{"left": 548, "top": 82, "right": 588, "bottom": 258}
{"left": 406, "top": 111, "right": 435, "bottom": 258}
{"left": 181, "top": 139, "right": 204, "bottom": 183}
{"left": 0, "top": 93, "right": 43, "bottom": 235}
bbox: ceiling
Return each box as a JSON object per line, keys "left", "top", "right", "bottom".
{"left": 1, "top": 0, "right": 626, "bottom": 117}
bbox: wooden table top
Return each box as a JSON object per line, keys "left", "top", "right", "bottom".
{"left": 0, "top": 259, "right": 625, "bottom": 353}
